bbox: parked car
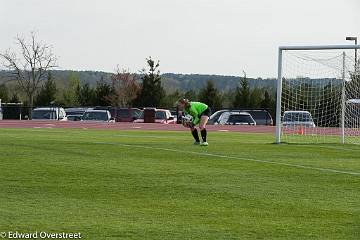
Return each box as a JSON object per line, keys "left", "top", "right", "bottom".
{"left": 208, "top": 110, "right": 224, "bottom": 125}
{"left": 65, "top": 107, "right": 91, "bottom": 115}
{"left": 31, "top": 107, "right": 67, "bottom": 121}
{"left": 282, "top": 111, "right": 316, "bottom": 127}
{"left": 82, "top": 110, "right": 114, "bottom": 122}
{"left": 67, "top": 115, "right": 82, "bottom": 121}
{"left": 114, "top": 108, "right": 142, "bottom": 122}
{"left": 134, "top": 109, "right": 176, "bottom": 124}
{"left": 65, "top": 108, "right": 91, "bottom": 121}
{"left": 245, "top": 110, "right": 273, "bottom": 125}
{"left": 216, "top": 112, "right": 256, "bottom": 125}
{"left": 93, "top": 107, "right": 142, "bottom": 122}
{"left": 170, "top": 110, "right": 178, "bottom": 123}
{"left": 209, "top": 109, "right": 273, "bottom": 125}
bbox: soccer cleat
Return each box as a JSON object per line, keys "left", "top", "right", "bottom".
{"left": 200, "top": 142, "right": 209, "bottom": 146}
{"left": 193, "top": 141, "right": 200, "bottom": 145}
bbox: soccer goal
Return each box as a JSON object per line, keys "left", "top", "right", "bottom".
{"left": 275, "top": 45, "right": 360, "bottom": 144}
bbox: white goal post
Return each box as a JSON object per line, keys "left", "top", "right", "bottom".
{"left": 275, "top": 45, "right": 360, "bottom": 144}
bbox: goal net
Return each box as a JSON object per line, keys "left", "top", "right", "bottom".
{"left": 275, "top": 45, "right": 360, "bottom": 144}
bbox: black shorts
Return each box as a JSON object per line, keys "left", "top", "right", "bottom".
{"left": 199, "top": 107, "right": 212, "bottom": 118}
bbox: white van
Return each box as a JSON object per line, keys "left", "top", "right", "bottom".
{"left": 31, "top": 107, "right": 67, "bottom": 121}
{"left": 282, "top": 111, "right": 315, "bottom": 127}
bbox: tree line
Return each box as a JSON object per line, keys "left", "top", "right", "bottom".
{"left": 0, "top": 63, "right": 276, "bottom": 110}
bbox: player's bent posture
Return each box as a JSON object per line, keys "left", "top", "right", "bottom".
{"left": 178, "top": 99, "right": 211, "bottom": 146}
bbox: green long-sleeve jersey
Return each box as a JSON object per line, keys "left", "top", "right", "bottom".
{"left": 183, "top": 102, "right": 208, "bottom": 125}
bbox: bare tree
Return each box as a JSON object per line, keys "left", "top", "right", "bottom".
{"left": 106, "top": 67, "right": 140, "bottom": 107}
{"left": 0, "top": 32, "right": 57, "bottom": 118}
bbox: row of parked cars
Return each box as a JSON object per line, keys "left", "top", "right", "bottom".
{"left": 30, "top": 107, "right": 278, "bottom": 126}
{"left": 208, "top": 110, "right": 317, "bottom": 127}
{"left": 30, "top": 107, "right": 317, "bottom": 127}
{"left": 31, "top": 107, "right": 177, "bottom": 123}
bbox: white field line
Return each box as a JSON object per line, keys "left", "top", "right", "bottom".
{"left": 112, "top": 134, "right": 360, "bottom": 151}
{"left": 7, "top": 129, "right": 360, "bottom": 151}
{"left": 93, "top": 141, "right": 360, "bottom": 176}
{"left": 114, "top": 134, "right": 180, "bottom": 139}
{"left": 3, "top": 131, "right": 360, "bottom": 176}
{"left": 5, "top": 129, "right": 360, "bottom": 152}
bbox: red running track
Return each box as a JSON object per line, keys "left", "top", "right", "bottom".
{"left": 0, "top": 120, "right": 275, "bottom": 134}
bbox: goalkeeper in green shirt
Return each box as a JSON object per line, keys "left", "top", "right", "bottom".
{"left": 178, "top": 99, "right": 212, "bottom": 146}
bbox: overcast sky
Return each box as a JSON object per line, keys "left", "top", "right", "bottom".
{"left": 0, "top": 0, "right": 358, "bottom": 78}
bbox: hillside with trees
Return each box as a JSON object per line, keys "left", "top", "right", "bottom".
{"left": 0, "top": 70, "right": 277, "bottom": 93}
{"left": 0, "top": 68, "right": 277, "bottom": 110}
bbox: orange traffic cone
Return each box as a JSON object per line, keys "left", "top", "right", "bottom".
{"left": 298, "top": 125, "right": 305, "bottom": 135}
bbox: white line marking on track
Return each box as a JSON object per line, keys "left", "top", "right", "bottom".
{"left": 93, "top": 141, "right": 360, "bottom": 176}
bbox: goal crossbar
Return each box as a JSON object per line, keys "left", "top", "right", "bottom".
{"left": 279, "top": 45, "right": 360, "bottom": 51}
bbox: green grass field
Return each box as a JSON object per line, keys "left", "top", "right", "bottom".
{"left": 0, "top": 128, "right": 359, "bottom": 239}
